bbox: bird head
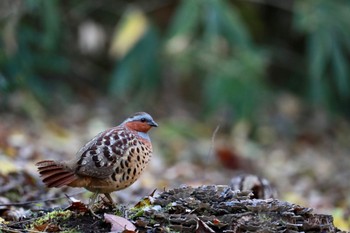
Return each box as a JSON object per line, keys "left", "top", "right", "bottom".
{"left": 123, "top": 112, "right": 158, "bottom": 133}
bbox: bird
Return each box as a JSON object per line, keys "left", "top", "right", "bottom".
{"left": 36, "top": 112, "right": 158, "bottom": 206}
{"left": 230, "top": 174, "right": 277, "bottom": 199}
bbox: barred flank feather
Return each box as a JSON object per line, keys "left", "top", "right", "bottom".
{"left": 36, "top": 160, "right": 77, "bottom": 188}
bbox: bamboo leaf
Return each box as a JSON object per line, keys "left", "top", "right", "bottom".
{"left": 331, "top": 38, "right": 350, "bottom": 97}
{"left": 110, "top": 7, "right": 149, "bottom": 59}
{"left": 167, "top": 0, "right": 199, "bottom": 38}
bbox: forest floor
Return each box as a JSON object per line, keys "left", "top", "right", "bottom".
{"left": 0, "top": 98, "right": 350, "bottom": 232}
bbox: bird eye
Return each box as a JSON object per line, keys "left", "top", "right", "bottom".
{"left": 140, "top": 118, "right": 146, "bottom": 123}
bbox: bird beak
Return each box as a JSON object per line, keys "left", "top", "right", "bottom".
{"left": 149, "top": 120, "right": 158, "bottom": 127}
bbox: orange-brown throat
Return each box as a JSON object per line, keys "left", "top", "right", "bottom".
{"left": 125, "top": 121, "right": 152, "bottom": 133}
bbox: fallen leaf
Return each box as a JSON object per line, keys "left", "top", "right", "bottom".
{"left": 33, "top": 222, "right": 60, "bottom": 232}
{"left": 3, "top": 207, "right": 31, "bottom": 221}
{"left": 65, "top": 196, "right": 89, "bottom": 213}
{"left": 104, "top": 213, "right": 136, "bottom": 232}
{"left": 211, "top": 218, "right": 228, "bottom": 228}
{"left": 133, "top": 189, "right": 156, "bottom": 209}
{"left": 0, "top": 156, "right": 17, "bottom": 174}
{"left": 195, "top": 218, "right": 215, "bottom": 233}
{"left": 332, "top": 208, "right": 350, "bottom": 231}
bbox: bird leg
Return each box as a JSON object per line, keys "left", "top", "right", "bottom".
{"left": 88, "top": 191, "right": 99, "bottom": 208}
{"left": 88, "top": 191, "right": 101, "bottom": 218}
{"left": 104, "top": 193, "right": 115, "bottom": 206}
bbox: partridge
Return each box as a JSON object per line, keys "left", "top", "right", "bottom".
{"left": 36, "top": 112, "right": 158, "bottom": 205}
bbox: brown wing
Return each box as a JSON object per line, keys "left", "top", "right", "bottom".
{"left": 74, "top": 127, "right": 138, "bottom": 179}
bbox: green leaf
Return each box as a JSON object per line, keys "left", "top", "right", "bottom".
{"left": 167, "top": 0, "right": 200, "bottom": 38}
{"left": 307, "top": 32, "right": 328, "bottom": 103}
{"left": 109, "top": 27, "right": 160, "bottom": 100}
{"left": 42, "top": 0, "right": 61, "bottom": 51}
{"left": 331, "top": 38, "right": 350, "bottom": 97}
{"left": 215, "top": 0, "right": 251, "bottom": 47}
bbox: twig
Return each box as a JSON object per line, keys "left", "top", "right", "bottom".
{"left": 0, "top": 190, "right": 86, "bottom": 207}
{"left": 208, "top": 125, "right": 220, "bottom": 159}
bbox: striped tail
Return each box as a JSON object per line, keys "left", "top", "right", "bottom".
{"left": 36, "top": 160, "right": 78, "bottom": 188}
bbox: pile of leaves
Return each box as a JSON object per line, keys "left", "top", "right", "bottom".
{"left": 133, "top": 185, "right": 340, "bottom": 232}
{"left": 0, "top": 185, "right": 342, "bottom": 232}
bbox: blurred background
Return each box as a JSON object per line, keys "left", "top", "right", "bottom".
{"left": 1, "top": 0, "right": 350, "bottom": 230}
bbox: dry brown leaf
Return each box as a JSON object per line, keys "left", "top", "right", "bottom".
{"left": 195, "top": 218, "right": 215, "bottom": 233}
{"left": 104, "top": 213, "right": 136, "bottom": 232}
{"left": 33, "top": 222, "right": 60, "bottom": 232}
{"left": 65, "top": 197, "right": 89, "bottom": 213}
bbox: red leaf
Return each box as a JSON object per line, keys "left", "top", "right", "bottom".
{"left": 65, "top": 197, "right": 89, "bottom": 213}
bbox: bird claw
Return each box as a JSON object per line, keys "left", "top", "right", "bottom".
{"left": 89, "top": 208, "right": 102, "bottom": 219}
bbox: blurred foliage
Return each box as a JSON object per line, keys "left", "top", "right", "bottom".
{"left": 0, "top": 0, "right": 350, "bottom": 119}
{"left": 109, "top": 7, "right": 161, "bottom": 103}
{"left": 294, "top": 0, "right": 350, "bottom": 113}
{"left": 0, "top": 0, "right": 70, "bottom": 105}
{"left": 165, "top": 0, "right": 267, "bottom": 119}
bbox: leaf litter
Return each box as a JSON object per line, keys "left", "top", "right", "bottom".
{"left": 0, "top": 100, "right": 349, "bottom": 231}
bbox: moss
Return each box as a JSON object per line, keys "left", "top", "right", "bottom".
{"left": 114, "top": 206, "right": 124, "bottom": 217}
{"left": 128, "top": 196, "right": 154, "bottom": 219}
{"left": 164, "top": 202, "right": 175, "bottom": 212}
{"left": 148, "top": 217, "right": 157, "bottom": 225}
{"left": 4, "top": 191, "right": 21, "bottom": 202}
{"left": 31, "top": 210, "right": 73, "bottom": 228}
{"left": 129, "top": 208, "right": 145, "bottom": 219}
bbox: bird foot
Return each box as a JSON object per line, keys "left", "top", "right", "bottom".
{"left": 88, "top": 208, "right": 102, "bottom": 219}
